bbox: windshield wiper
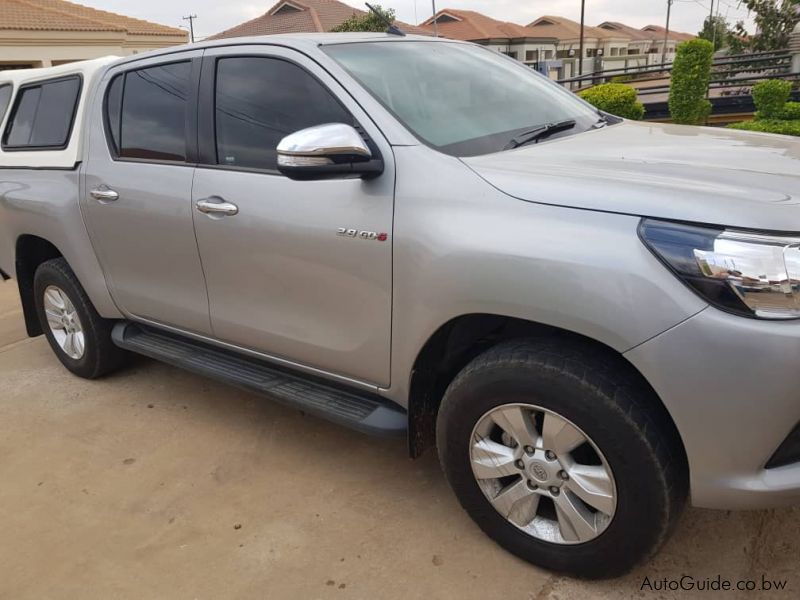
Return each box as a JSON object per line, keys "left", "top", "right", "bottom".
{"left": 503, "top": 119, "right": 577, "bottom": 150}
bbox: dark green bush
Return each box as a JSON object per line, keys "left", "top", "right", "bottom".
{"left": 668, "top": 39, "right": 714, "bottom": 125}
{"left": 727, "top": 118, "right": 800, "bottom": 136}
{"left": 774, "top": 101, "right": 800, "bottom": 120}
{"left": 609, "top": 75, "right": 633, "bottom": 84}
{"left": 752, "top": 79, "right": 793, "bottom": 119}
{"left": 578, "top": 83, "right": 645, "bottom": 120}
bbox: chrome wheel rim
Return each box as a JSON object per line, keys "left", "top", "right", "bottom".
{"left": 43, "top": 285, "right": 85, "bottom": 360}
{"left": 470, "top": 403, "right": 617, "bottom": 545}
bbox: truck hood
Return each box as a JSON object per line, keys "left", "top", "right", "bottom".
{"left": 462, "top": 120, "right": 800, "bottom": 232}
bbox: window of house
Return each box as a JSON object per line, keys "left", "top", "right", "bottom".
{"left": 3, "top": 76, "right": 81, "bottom": 149}
{"left": 502, "top": 51, "right": 518, "bottom": 59}
{"left": 214, "top": 57, "right": 353, "bottom": 171}
{"left": 610, "top": 48, "right": 619, "bottom": 56}
{"left": 586, "top": 49, "right": 598, "bottom": 58}
{"left": 105, "top": 61, "right": 191, "bottom": 161}
{"left": 525, "top": 50, "right": 538, "bottom": 62}
{"left": 556, "top": 50, "right": 571, "bottom": 59}
{"left": 544, "top": 50, "right": 554, "bottom": 60}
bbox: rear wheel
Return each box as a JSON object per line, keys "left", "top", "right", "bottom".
{"left": 436, "top": 339, "right": 687, "bottom": 579}
{"left": 34, "top": 258, "right": 128, "bottom": 379}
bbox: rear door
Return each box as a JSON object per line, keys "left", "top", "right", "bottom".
{"left": 191, "top": 45, "right": 395, "bottom": 386}
{"left": 82, "top": 51, "right": 211, "bottom": 335}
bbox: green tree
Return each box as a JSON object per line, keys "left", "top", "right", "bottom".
{"left": 331, "top": 5, "right": 395, "bottom": 32}
{"left": 669, "top": 39, "right": 715, "bottom": 124}
{"left": 732, "top": 0, "right": 799, "bottom": 51}
{"left": 698, "top": 15, "right": 730, "bottom": 51}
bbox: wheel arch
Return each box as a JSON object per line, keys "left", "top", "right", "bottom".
{"left": 15, "top": 234, "right": 64, "bottom": 337}
{"left": 407, "top": 313, "right": 688, "bottom": 471}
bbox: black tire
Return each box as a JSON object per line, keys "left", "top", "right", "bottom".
{"left": 436, "top": 339, "right": 688, "bottom": 579}
{"left": 34, "top": 257, "right": 128, "bottom": 379}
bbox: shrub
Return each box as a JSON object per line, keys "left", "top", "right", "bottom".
{"left": 775, "top": 101, "right": 800, "bottom": 120}
{"left": 727, "top": 118, "right": 800, "bottom": 136}
{"left": 668, "top": 39, "right": 714, "bottom": 125}
{"left": 609, "top": 74, "right": 633, "bottom": 84}
{"left": 752, "top": 79, "right": 793, "bottom": 119}
{"left": 578, "top": 83, "right": 645, "bottom": 120}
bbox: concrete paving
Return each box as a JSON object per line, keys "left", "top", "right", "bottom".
{"left": 1, "top": 278, "right": 799, "bottom": 599}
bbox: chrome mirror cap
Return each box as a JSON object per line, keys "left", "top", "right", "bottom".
{"left": 276, "top": 123, "right": 381, "bottom": 181}
{"left": 277, "top": 123, "right": 371, "bottom": 163}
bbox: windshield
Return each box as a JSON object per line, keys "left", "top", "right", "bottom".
{"left": 323, "top": 41, "right": 601, "bottom": 157}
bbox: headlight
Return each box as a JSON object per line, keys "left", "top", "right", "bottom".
{"left": 639, "top": 219, "right": 800, "bottom": 320}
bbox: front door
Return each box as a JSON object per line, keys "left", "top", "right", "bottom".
{"left": 191, "top": 46, "right": 394, "bottom": 386}
{"left": 82, "top": 52, "right": 211, "bottom": 335}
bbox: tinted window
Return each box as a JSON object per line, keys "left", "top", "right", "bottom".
{"left": 118, "top": 62, "right": 190, "bottom": 161}
{"left": 105, "top": 74, "right": 123, "bottom": 154}
{"left": 0, "top": 84, "right": 12, "bottom": 124}
{"left": 215, "top": 57, "right": 353, "bottom": 171}
{"left": 3, "top": 76, "right": 81, "bottom": 148}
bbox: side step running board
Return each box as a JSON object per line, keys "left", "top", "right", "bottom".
{"left": 112, "top": 322, "right": 406, "bottom": 437}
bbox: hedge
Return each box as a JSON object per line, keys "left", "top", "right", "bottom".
{"left": 752, "top": 79, "right": 793, "bottom": 119}
{"left": 668, "top": 39, "right": 714, "bottom": 125}
{"left": 775, "top": 102, "right": 800, "bottom": 120}
{"left": 727, "top": 119, "right": 800, "bottom": 136}
{"left": 578, "top": 83, "right": 645, "bottom": 120}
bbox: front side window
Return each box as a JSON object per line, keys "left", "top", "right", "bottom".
{"left": 3, "top": 76, "right": 80, "bottom": 149}
{"left": 324, "top": 41, "right": 600, "bottom": 157}
{"left": 214, "top": 57, "right": 353, "bottom": 171}
{"left": 106, "top": 62, "right": 191, "bottom": 161}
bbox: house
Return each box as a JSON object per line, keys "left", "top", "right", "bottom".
{"left": 210, "top": 0, "right": 430, "bottom": 40}
{"left": 0, "top": 0, "right": 187, "bottom": 70}
{"left": 640, "top": 24, "right": 696, "bottom": 60}
{"left": 420, "top": 9, "right": 559, "bottom": 75}
{"left": 597, "top": 21, "right": 655, "bottom": 58}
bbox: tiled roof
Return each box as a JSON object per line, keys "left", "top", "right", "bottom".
{"left": 597, "top": 21, "right": 652, "bottom": 42}
{"left": 641, "top": 24, "right": 695, "bottom": 42}
{"left": 0, "top": 0, "right": 187, "bottom": 36}
{"left": 527, "top": 15, "right": 627, "bottom": 41}
{"left": 419, "top": 9, "right": 551, "bottom": 41}
{"left": 210, "top": 0, "right": 429, "bottom": 40}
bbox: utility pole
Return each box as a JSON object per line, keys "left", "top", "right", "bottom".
{"left": 578, "top": 0, "right": 586, "bottom": 77}
{"left": 431, "top": 0, "right": 438, "bottom": 37}
{"left": 661, "top": 0, "right": 673, "bottom": 68}
{"left": 183, "top": 14, "right": 197, "bottom": 43}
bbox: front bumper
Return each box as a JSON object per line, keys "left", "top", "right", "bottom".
{"left": 625, "top": 306, "right": 800, "bottom": 509}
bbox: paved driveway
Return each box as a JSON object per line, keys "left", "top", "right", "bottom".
{"left": 0, "top": 278, "right": 798, "bottom": 599}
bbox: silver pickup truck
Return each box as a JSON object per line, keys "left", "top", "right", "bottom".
{"left": 2, "top": 33, "right": 800, "bottom": 578}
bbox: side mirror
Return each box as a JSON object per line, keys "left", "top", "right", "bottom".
{"left": 276, "top": 123, "right": 384, "bottom": 181}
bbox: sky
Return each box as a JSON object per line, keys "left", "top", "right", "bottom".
{"left": 80, "top": 0, "right": 757, "bottom": 41}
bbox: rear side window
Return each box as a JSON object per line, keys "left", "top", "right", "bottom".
{"left": 214, "top": 57, "right": 353, "bottom": 171}
{"left": 2, "top": 76, "right": 81, "bottom": 150}
{"left": 0, "top": 84, "right": 12, "bottom": 124}
{"left": 105, "top": 61, "right": 191, "bottom": 162}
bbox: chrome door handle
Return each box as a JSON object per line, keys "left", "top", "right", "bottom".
{"left": 90, "top": 187, "right": 119, "bottom": 202}
{"left": 196, "top": 198, "right": 239, "bottom": 217}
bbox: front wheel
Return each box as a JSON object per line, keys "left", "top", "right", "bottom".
{"left": 436, "top": 339, "right": 687, "bottom": 579}
{"left": 34, "top": 258, "right": 128, "bottom": 379}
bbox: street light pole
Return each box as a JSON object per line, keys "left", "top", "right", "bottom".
{"left": 578, "top": 0, "right": 586, "bottom": 77}
{"left": 661, "top": 0, "right": 673, "bottom": 68}
{"left": 432, "top": 0, "right": 438, "bottom": 37}
{"left": 182, "top": 14, "right": 197, "bottom": 43}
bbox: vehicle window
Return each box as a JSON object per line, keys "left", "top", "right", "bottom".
{"left": 3, "top": 76, "right": 81, "bottom": 149}
{"left": 214, "top": 57, "right": 353, "bottom": 171}
{"left": 105, "top": 74, "right": 123, "bottom": 155}
{"left": 324, "top": 42, "right": 600, "bottom": 157}
{"left": 0, "top": 84, "right": 12, "bottom": 124}
{"left": 115, "top": 62, "right": 191, "bottom": 161}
